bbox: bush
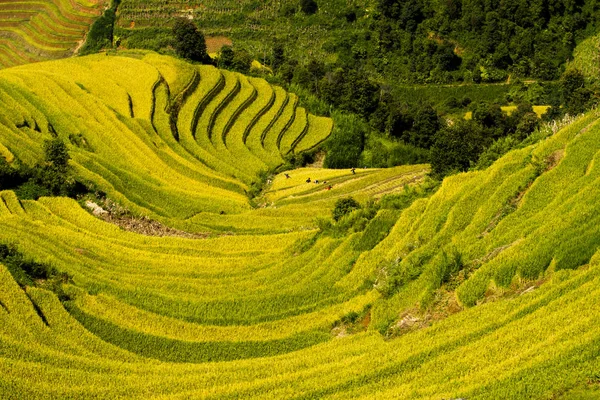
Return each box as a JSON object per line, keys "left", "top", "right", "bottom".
{"left": 172, "top": 18, "right": 210, "bottom": 63}
{"left": 333, "top": 197, "right": 360, "bottom": 221}
{"left": 3, "top": 139, "right": 88, "bottom": 200}
{"left": 324, "top": 113, "right": 366, "bottom": 169}
{"left": 0, "top": 157, "right": 25, "bottom": 188}
{"left": 300, "top": 0, "right": 318, "bottom": 15}
{"left": 430, "top": 119, "right": 487, "bottom": 177}
{"left": 0, "top": 243, "right": 59, "bottom": 286}
{"left": 44, "top": 138, "right": 70, "bottom": 170}
{"left": 79, "top": 0, "right": 120, "bottom": 55}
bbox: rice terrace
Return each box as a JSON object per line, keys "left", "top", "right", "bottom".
{"left": 2, "top": 0, "right": 600, "bottom": 399}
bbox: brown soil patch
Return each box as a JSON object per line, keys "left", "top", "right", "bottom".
{"left": 84, "top": 200, "right": 209, "bottom": 239}
{"left": 205, "top": 36, "right": 232, "bottom": 53}
{"left": 103, "top": 215, "right": 209, "bottom": 239}
{"left": 546, "top": 149, "right": 565, "bottom": 171}
{"left": 306, "top": 151, "right": 325, "bottom": 168}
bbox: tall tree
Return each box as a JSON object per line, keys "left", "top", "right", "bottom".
{"left": 300, "top": 0, "right": 318, "bottom": 15}
{"left": 172, "top": 19, "right": 210, "bottom": 63}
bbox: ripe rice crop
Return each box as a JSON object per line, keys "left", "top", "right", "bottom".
{"left": 1, "top": 54, "right": 599, "bottom": 398}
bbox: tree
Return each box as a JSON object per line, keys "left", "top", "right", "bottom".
{"left": 333, "top": 197, "right": 360, "bottom": 221}
{"left": 172, "top": 19, "right": 210, "bottom": 63}
{"left": 407, "top": 105, "right": 441, "bottom": 149}
{"left": 44, "top": 138, "right": 70, "bottom": 171}
{"left": 324, "top": 113, "right": 366, "bottom": 169}
{"left": 218, "top": 46, "right": 234, "bottom": 69}
{"left": 232, "top": 50, "right": 253, "bottom": 74}
{"left": 560, "top": 69, "right": 592, "bottom": 115}
{"left": 561, "top": 69, "right": 585, "bottom": 98}
{"left": 430, "top": 120, "right": 486, "bottom": 177}
{"left": 270, "top": 43, "right": 285, "bottom": 70}
{"left": 0, "top": 157, "right": 24, "bottom": 188}
{"left": 472, "top": 102, "right": 506, "bottom": 138}
{"left": 515, "top": 113, "right": 539, "bottom": 140}
{"left": 300, "top": 0, "right": 318, "bottom": 15}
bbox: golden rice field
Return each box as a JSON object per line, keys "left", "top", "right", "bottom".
{"left": 1, "top": 54, "right": 600, "bottom": 398}
{"left": 0, "top": 0, "right": 105, "bottom": 69}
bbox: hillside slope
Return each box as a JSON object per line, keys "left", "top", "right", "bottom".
{"left": 0, "top": 0, "right": 105, "bottom": 69}
{"left": 0, "top": 52, "right": 340, "bottom": 232}
{"left": 1, "top": 55, "right": 600, "bottom": 398}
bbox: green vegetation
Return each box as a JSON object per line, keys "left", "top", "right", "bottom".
{"left": 1, "top": 138, "right": 86, "bottom": 200}
{"left": 79, "top": 0, "right": 121, "bottom": 55}
{"left": 172, "top": 18, "right": 211, "bottom": 64}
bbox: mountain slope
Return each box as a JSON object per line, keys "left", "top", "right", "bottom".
{"left": 0, "top": 55, "right": 600, "bottom": 399}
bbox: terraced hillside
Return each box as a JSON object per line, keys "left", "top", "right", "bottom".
{"left": 2, "top": 54, "right": 600, "bottom": 398}
{"left": 0, "top": 51, "right": 341, "bottom": 232}
{"left": 0, "top": 0, "right": 105, "bottom": 69}
{"left": 115, "top": 0, "right": 357, "bottom": 60}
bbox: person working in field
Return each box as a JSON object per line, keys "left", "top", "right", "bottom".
{"left": 285, "top": 173, "right": 291, "bottom": 179}
{"left": 351, "top": 168, "right": 356, "bottom": 175}
{"left": 306, "top": 178, "right": 311, "bottom": 183}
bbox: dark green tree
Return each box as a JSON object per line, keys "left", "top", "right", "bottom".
{"left": 332, "top": 197, "right": 360, "bottom": 221}
{"left": 0, "top": 157, "right": 23, "bottom": 189}
{"left": 270, "top": 43, "right": 285, "bottom": 70}
{"left": 172, "top": 19, "right": 210, "bottom": 63}
{"left": 515, "top": 112, "right": 539, "bottom": 140}
{"left": 44, "top": 138, "right": 70, "bottom": 171}
{"left": 472, "top": 102, "right": 506, "bottom": 138}
{"left": 232, "top": 50, "right": 253, "bottom": 73}
{"left": 324, "top": 113, "right": 366, "bottom": 169}
{"left": 431, "top": 120, "right": 486, "bottom": 177}
{"left": 218, "top": 46, "right": 235, "bottom": 69}
{"left": 407, "top": 105, "right": 441, "bottom": 149}
{"left": 300, "top": 0, "right": 318, "bottom": 15}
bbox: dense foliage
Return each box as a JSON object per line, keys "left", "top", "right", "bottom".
{"left": 372, "top": 0, "right": 600, "bottom": 83}
{"left": 79, "top": 0, "right": 121, "bottom": 55}
{"left": 0, "top": 139, "right": 85, "bottom": 200}
{"left": 172, "top": 19, "right": 211, "bottom": 64}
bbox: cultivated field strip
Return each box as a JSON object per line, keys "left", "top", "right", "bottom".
{"left": 0, "top": 0, "right": 104, "bottom": 69}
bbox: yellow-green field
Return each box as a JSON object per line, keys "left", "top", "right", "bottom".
{"left": 465, "top": 105, "right": 550, "bottom": 120}
{"left": 0, "top": 0, "right": 105, "bottom": 69}
{"left": 1, "top": 54, "right": 600, "bottom": 399}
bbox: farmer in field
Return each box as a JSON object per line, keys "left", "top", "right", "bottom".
{"left": 306, "top": 177, "right": 311, "bottom": 183}
{"left": 285, "top": 173, "right": 291, "bottom": 179}
{"left": 351, "top": 168, "right": 356, "bottom": 174}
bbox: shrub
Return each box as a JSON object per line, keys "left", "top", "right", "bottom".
{"left": 333, "top": 197, "right": 360, "bottom": 221}
{"left": 0, "top": 243, "right": 60, "bottom": 286}
{"left": 300, "top": 0, "right": 318, "bottom": 15}
{"left": 44, "top": 138, "right": 70, "bottom": 171}
{"left": 79, "top": 0, "right": 120, "bottom": 55}
{"left": 172, "top": 19, "right": 211, "bottom": 63}
{"left": 0, "top": 157, "right": 25, "bottom": 188}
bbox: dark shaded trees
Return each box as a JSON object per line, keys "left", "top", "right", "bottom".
{"left": 172, "top": 19, "right": 211, "bottom": 63}
{"left": 300, "top": 0, "right": 318, "bottom": 15}
{"left": 430, "top": 120, "right": 486, "bottom": 176}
